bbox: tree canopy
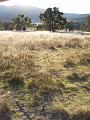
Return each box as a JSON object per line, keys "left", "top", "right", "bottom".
{"left": 12, "top": 14, "right": 32, "bottom": 31}
{"left": 39, "top": 7, "right": 67, "bottom": 31}
{"left": 65, "top": 21, "right": 76, "bottom": 31}
{"left": 81, "top": 16, "right": 90, "bottom": 32}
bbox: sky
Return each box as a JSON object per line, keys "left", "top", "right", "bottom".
{"left": 0, "top": 0, "right": 90, "bottom": 14}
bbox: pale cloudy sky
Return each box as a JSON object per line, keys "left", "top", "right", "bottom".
{"left": 0, "top": 0, "right": 90, "bottom": 14}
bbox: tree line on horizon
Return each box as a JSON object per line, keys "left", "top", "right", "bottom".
{"left": 0, "top": 7, "right": 90, "bottom": 32}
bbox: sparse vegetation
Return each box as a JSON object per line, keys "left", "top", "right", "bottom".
{"left": 79, "top": 52, "right": 90, "bottom": 65}
{"left": 0, "top": 31, "right": 90, "bottom": 120}
{"left": 70, "top": 107, "right": 90, "bottom": 120}
{"left": 0, "top": 101, "right": 11, "bottom": 120}
{"left": 67, "top": 72, "right": 89, "bottom": 83}
{"left": 65, "top": 38, "right": 83, "bottom": 48}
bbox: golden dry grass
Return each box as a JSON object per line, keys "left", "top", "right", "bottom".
{"left": 0, "top": 31, "right": 90, "bottom": 120}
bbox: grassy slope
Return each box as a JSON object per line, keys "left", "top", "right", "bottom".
{"left": 0, "top": 31, "right": 90, "bottom": 119}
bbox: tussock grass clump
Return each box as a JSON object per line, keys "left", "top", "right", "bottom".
{"left": 48, "top": 69, "right": 60, "bottom": 77}
{"left": 0, "top": 101, "right": 11, "bottom": 120}
{"left": 30, "top": 93, "right": 42, "bottom": 107}
{"left": 79, "top": 52, "right": 90, "bottom": 66}
{"left": 0, "top": 55, "right": 13, "bottom": 71}
{"left": 50, "top": 109, "right": 70, "bottom": 120}
{"left": 27, "top": 79, "right": 39, "bottom": 93}
{"left": 28, "top": 72, "right": 65, "bottom": 104}
{"left": 70, "top": 107, "right": 90, "bottom": 120}
{"left": 28, "top": 72, "right": 65, "bottom": 93}
{"left": 0, "top": 71, "right": 25, "bottom": 90}
{"left": 27, "top": 73, "right": 56, "bottom": 105}
{"left": 82, "top": 80, "right": 90, "bottom": 91}
{"left": 0, "top": 52, "right": 35, "bottom": 79}
{"left": 67, "top": 72, "right": 89, "bottom": 83}
{"left": 38, "top": 40, "right": 57, "bottom": 50}
{"left": 50, "top": 103, "right": 70, "bottom": 120}
{"left": 65, "top": 38, "right": 83, "bottom": 48}
{"left": 28, "top": 72, "right": 55, "bottom": 95}
{"left": 33, "top": 116, "right": 45, "bottom": 120}
{"left": 49, "top": 46, "right": 56, "bottom": 50}
{"left": 63, "top": 58, "right": 76, "bottom": 68}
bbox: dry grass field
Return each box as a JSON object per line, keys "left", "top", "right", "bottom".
{"left": 0, "top": 31, "right": 90, "bottom": 120}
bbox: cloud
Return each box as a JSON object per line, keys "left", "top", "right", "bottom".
{"left": 0, "top": 0, "right": 8, "bottom": 2}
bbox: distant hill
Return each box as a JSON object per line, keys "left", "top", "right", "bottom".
{"left": 0, "top": 5, "right": 89, "bottom": 23}
{"left": 63, "top": 13, "right": 89, "bottom": 23}
{"left": 0, "top": 5, "right": 45, "bottom": 23}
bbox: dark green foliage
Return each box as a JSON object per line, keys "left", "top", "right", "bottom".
{"left": 0, "top": 21, "right": 14, "bottom": 30}
{"left": 75, "top": 22, "right": 81, "bottom": 30}
{"left": 40, "top": 7, "right": 67, "bottom": 31}
{"left": 65, "top": 21, "right": 75, "bottom": 31}
{"left": 0, "top": 21, "right": 3, "bottom": 30}
{"left": 85, "top": 16, "right": 90, "bottom": 32}
{"left": 12, "top": 14, "right": 32, "bottom": 31}
{"left": 36, "top": 24, "right": 46, "bottom": 31}
{"left": 81, "top": 23, "right": 87, "bottom": 32}
{"left": 81, "top": 16, "right": 90, "bottom": 32}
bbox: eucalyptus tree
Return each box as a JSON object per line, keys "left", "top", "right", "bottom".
{"left": 40, "top": 7, "right": 67, "bottom": 31}
{"left": 12, "top": 14, "right": 32, "bottom": 31}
